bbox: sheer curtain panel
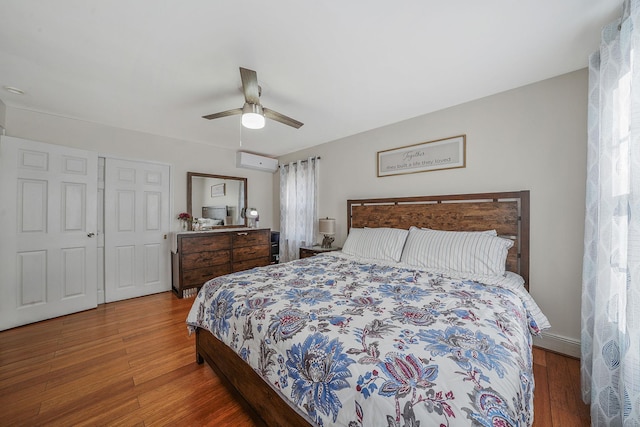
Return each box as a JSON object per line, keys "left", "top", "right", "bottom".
{"left": 279, "top": 158, "right": 319, "bottom": 263}
{"left": 581, "top": 0, "right": 640, "bottom": 424}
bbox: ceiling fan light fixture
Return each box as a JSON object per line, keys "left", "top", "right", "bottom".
{"left": 241, "top": 103, "right": 265, "bottom": 129}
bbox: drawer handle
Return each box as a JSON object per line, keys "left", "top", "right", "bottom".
{"left": 237, "top": 232, "right": 249, "bottom": 236}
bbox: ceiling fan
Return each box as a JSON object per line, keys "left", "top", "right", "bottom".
{"left": 202, "top": 67, "right": 303, "bottom": 130}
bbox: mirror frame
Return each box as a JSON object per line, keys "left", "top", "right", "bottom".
{"left": 187, "top": 172, "right": 248, "bottom": 228}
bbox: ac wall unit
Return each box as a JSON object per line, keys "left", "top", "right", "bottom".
{"left": 236, "top": 151, "right": 279, "bottom": 173}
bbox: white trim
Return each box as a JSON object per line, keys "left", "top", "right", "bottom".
{"left": 533, "top": 332, "right": 581, "bottom": 358}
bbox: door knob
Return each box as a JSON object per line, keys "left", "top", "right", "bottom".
{"left": 87, "top": 232, "right": 95, "bottom": 237}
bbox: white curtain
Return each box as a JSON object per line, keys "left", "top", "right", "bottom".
{"left": 581, "top": 0, "right": 640, "bottom": 425}
{"left": 279, "top": 158, "right": 319, "bottom": 262}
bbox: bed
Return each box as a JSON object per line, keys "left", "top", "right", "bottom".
{"left": 186, "top": 190, "right": 550, "bottom": 426}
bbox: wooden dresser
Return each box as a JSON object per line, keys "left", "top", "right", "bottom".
{"left": 171, "top": 228, "right": 271, "bottom": 298}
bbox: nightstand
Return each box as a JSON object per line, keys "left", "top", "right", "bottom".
{"left": 299, "top": 245, "right": 342, "bottom": 259}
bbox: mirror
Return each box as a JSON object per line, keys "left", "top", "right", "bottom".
{"left": 187, "top": 172, "right": 247, "bottom": 228}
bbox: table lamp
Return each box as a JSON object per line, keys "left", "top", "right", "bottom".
{"left": 243, "top": 207, "right": 259, "bottom": 228}
{"left": 319, "top": 218, "right": 336, "bottom": 248}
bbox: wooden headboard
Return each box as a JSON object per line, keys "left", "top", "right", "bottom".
{"left": 347, "top": 190, "right": 530, "bottom": 289}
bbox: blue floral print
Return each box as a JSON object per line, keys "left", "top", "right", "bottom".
{"left": 286, "top": 333, "right": 354, "bottom": 423}
{"left": 186, "top": 253, "right": 545, "bottom": 426}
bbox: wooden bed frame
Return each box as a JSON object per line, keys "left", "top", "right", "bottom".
{"left": 195, "top": 190, "right": 530, "bottom": 426}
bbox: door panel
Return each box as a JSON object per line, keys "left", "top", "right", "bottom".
{"left": 145, "top": 244, "right": 161, "bottom": 284}
{"left": 62, "top": 155, "right": 88, "bottom": 174}
{"left": 117, "top": 190, "right": 135, "bottom": 231}
{"left": 62, "top": 247, "right": 85, "bottom": 297}
{"left": 18, "top": 179, "right": 48, "bottom": 231}
{"left": 18, "top": 250, "right": 47, "bottom": 305}
{"left": 145, "top": 192, "right": 161, "bottom": 230}
{"left": 104, "top": 158, "right": 170, "bottom": 302}
{"left": 117, "top": 245, "right": 135, "bottom": 288}
{"left": 62, "top": 182, "right": 86, "bottom": 230}
{"left": 0, "top": 136, "right": 98, "bottom": 331}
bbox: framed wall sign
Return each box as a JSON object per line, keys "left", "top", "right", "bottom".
{"left": 211, "top": 183, "right": 226, "bottom": 197}
{"left": 377, "top": 135, "right": 466, "bottom": 177}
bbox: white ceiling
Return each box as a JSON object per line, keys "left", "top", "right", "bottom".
{"left": 0, "top": 0, "right": 621, "bottom": 157}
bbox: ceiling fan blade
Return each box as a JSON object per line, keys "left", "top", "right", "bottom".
{"left": 263, "top": 108, "right": 304, "bottom": 129}
{"left": 239, "top": 67, "right": 260, "bottom": 104}
{"left": 202, "top": 108, "right": 242, "bottom": 120}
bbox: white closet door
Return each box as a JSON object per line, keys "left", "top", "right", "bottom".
{"left": 104, "top": 158, "right": 170, "bottom": 302}
{"left": 0, "top": 136, "right": 98, "bottom": 331}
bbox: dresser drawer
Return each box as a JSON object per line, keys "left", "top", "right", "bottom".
{"left": 180, "top": 234, "right": 232, "bottom": 253}
{"left": 232, "top": 230, "right": 269, "bottom": 248}
{"left": 233, "top": 256, "right": 271, "bottom": 273}
{"left": 299, "top": 246, "right": 342, "bottom": 259}
{"left": 182, "top": 264, "right": 232, "bottom": 287}
{"left": 182, "top": 250, "right": 231, "bottom": 269}
{"left": 233, "top": 245, "right": 270, "bottom": 262}
{"left": 299, "top": 248, "right": 316, "bottom": 259}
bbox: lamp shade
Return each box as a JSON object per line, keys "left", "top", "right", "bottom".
{"left": 319, "top": 218, "right": 336, "bottom": 234}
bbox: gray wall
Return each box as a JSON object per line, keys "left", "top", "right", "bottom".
{"left": 277, "top": 69, "right": 588, "bottom": 356}
{"left": 0, "top": 98, "right": 6, "bottom": 131}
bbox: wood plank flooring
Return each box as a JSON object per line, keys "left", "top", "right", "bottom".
{"left": 0, "top": 291, "right": 589, "bottom": 426}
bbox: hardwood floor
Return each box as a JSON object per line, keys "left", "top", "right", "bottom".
{"left": 531, "top": 347, "right": 591, "bottom": 426}
{"left": 0, "top": 291, "right": 589, "bottom": 426}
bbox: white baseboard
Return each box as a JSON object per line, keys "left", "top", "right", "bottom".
{"left": 533, "top": 332, "right": 581, "bottom": 358}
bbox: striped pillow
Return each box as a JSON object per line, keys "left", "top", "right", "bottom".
{"left": 342, "top": 227, "right": 409, "bottom": 262}
{"left": 401, "top": 226, "right": 513, "bottom": 276}
{"left": 422, "top": 227, "right": 497, "bottom": 236}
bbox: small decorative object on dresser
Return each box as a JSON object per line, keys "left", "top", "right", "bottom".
{"left": 299, "top": 245, "right": 341, "bottom": 259}
{"left": 177, "top": 212, "right": 192, "bottom": 231}
{"left": 241, "top": 207, "right": 260, "bottom": 228}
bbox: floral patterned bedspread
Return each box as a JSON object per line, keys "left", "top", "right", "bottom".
{"left": 186, "top": 252, "right": 549, "bottom": 427}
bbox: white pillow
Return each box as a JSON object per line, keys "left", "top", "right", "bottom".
{"left": 401, "top": 226, "right": 513, "bottom": 276}
{"left": 342, "top": 227, "right": 409, "bottom": 262}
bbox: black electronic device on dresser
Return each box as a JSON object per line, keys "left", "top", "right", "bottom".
{"left": 270, "top": 231, "right": 280, "bottom": 264}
